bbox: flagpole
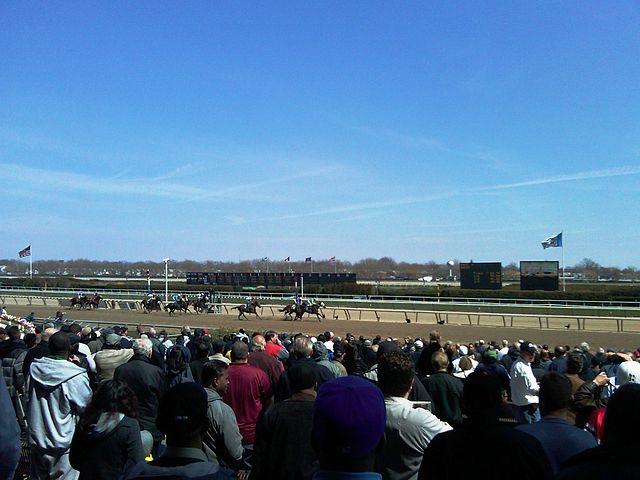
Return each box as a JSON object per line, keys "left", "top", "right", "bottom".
{"left": 30, "top": 244, "right": 33, "bottom": 279}
{"left": 562, "top": 231, "right": 565, "bottom": 292}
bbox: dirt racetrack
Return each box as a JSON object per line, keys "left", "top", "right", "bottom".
{"left": 9, "top": 304, "right": 640, "bottom": 351}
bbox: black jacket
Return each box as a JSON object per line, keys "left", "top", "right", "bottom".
{"left": 114, "top": 354, "right": 166, "bottom": 441}
{"left": 70, "top": 415, "right": 144, "bottom": 480}
{"left": 422, "top": 371, "right": 464, "bottom": 426}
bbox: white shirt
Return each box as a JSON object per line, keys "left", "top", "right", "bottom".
{"left": 510, "top": 357, "right": 540, "bottom": 406}
{"left": 498, "top": 346, "right": 509, "bottom": 360}
{"left": 382, "top": 396, "right": 452, "bottom": 480}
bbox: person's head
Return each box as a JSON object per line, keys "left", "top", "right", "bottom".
{"left": 201, "top": 360, "right": 229, "bottom": 395}
{"left": 68, "top": 323, "right": 82, "bottom": 335}
{"left": 293, "top": 336, "right": 314, "bottom": 359}
{"left": 167, "top": 346, "right": 188, "bottom": 372}
{"left": 429, "top": 330, "right": 441, "bottom": 343}
{"left": 24, "top": 333, "right": 37, "bottom": 348}
{"left": 483, "top": 347, "right": 498, "bottom": 364}
{"left": 230, "top": 340, "right": 249, "bottom": 362}
{"left": 48, "top": 331, "right": 71, "bottom": 357}
{"left": 580, "top": 342, "right": 590, "bottom": 353}
{"left": 212, "top": 339, "right": 226, "bottom": 355}
{"left": 519, "top": 341, "right": 536, "bottom": 362}
{"left": 431, "top": 351, "right": 449, "bottom": 372}
{"left": 195, "top": 337, "right": 211, "bottom": 359}
{"left": 602, "top": 383, "right": 640, "bottom": 447}
{"left": 462, "top": 372, "right": 502, "bottom": 420}
{"left": 554, "top": 345, "right": 565, "bottom": 357}
{"left": 133, "top": 338, "right": 153, "bottom": 358}
{"left": 566, "top": 351, "right": 584, "bottom": 375}
{"left": 459, "top": 355, "right": 473, "bottom": 372}
{"left": 80, "top": 380, "right": 138, "bottom": 430}
{"left": 6, "top": 325, "right": 20, "bottom": 341}
{"left": 539, "top": 372, "right": 573, "bottom": 417}
{"left": 157, "top": 382, "right": 209, "bottom": 448}
{"left": 104, "top": 333, "right": 122, "bottom": 350}
{"left": 332, "top": 341, "right": 345, "bottom": 361}
{"left": 252, "top": 334, "right": 266, "bottom": 352}
{"left": 289, "top": 361, "right": 317, "bottom": 394}
{"left": 378, "top": 351, "right": 414, "bottom": 398}
{"left": 42, "top": 327, "right": 58, "bottom": 343}
{"left": 312, "top": 376, "right": 386, "bottom": 472}
{"left": 265, "top": 330, "right": 277, "bottom": 343}
{"left": 376, "top": 340, "right": 401, "bottom": 361}
{"left": 615, "top": 361, "right": 640, "bottom": 386}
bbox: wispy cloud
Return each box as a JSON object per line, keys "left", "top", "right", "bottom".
{"left": 245, "top": 165, "right": 640, "bottom": 223}
{"left": 0, "top": 163, "right": 340, "bottom": 203}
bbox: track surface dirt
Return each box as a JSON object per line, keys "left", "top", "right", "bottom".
{"left": 9, "top": 304, "right": 640, "bottom": 351}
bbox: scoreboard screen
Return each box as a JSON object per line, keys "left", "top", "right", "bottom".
{"left": 459, "top": 262, "right": 502, "bottom": 289}
{"left": 520, "top": 261, "right": 559, "bottom": 291}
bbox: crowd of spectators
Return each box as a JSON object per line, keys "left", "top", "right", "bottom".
{"left": 1, "top": 310, "right": 640, "bottom": 479}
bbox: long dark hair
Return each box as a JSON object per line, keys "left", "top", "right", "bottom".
{"left": 79, "top": 380, "right": 138, "bottom": 431}
{"left": 167, "top": 346, "right": 188, "bottom": 372}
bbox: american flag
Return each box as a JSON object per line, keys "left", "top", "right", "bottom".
{"left": 19, "top": 245, "right": 31, "bottom": 258}
{"left": 282, "top": 256, "right": 290, "bottom": 262}
{"left": 305, "top": 257, "right": 312, "bottom": 262}
{"left": 328, "top": 256, "right": 336, "bottom": 263}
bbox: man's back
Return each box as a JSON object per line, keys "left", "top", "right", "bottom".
{"left": 248, "top": 350, "right": 282, "bottom": 390}
{"left": 418, "top": 421, "right": 552, "bottom": 480}
{"left": 382, "top": 396, "right": 451, "bottom": 480}
{"left": 422, "top": 371, "right": 463, "bottom": 426}
{"left": 114, "top": 354, "right": 165, "bottom": 442}
{"left": 252, "top": 395, "right": 317, "bottom": 480}
{"left": 223, "top": 363, "right": 271, "bottom": 444}
{"left": 516, "top": 417, "right": 597, "bottom": 476}
{"left": 28, "top": 356, "right": 91, "bottom": 451}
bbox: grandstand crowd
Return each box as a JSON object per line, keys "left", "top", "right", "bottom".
{"left": 1, "top": 309, "right": 640, "bottom": 480}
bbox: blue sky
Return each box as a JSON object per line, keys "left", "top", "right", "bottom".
{"left": 1, "top": 2, "right": 639, "bottom": 266}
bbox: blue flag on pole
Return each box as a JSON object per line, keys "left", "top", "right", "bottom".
{"left": 541, "top": 233, "right": 562, "bottom": 249}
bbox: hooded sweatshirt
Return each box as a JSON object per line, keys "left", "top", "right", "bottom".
{"left": 28, "top": 356, "right": 92, "bottom": 451}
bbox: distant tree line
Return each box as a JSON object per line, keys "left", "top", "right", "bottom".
{"left": 0, "top": 256, "right": 637, "bottom": 282}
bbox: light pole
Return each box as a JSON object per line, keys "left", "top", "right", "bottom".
{"left": 163, "top": 258, "right": 170, "bottom": 303}
{"left": 447, "top": 260, "right": 455, "bottom": 280}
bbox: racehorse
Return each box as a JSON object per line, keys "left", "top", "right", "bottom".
{"left": 69, "top": 294, "right": 102, "bottom": 310}
{"left": 231, "top": 300, "right": 261, "bottom": 320}
{"left": 84, "top": 294, "right": 102, "bottom": 309}
{"left": 165, "top": 298, "right": 190, "bottom": 316}
{"left": 280, "top": 302, "right": 325, "bottom": 322}
{"left": 141, "top": 297, "right": 162, "bottom": 313}
{"left": 190, "top": 296, "right": 209, "bottom": 314}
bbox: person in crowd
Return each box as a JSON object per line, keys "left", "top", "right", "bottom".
{"left": 275, "top": 336, "right": 333, "bottom": 401}
{"left": 124, "top": 382, "right": 223, "bottom": 479}
{"left": 452, "top": 354, "right": 475, "bottom": 379}
{"left": 539, "top": 349, "right": 552, "bottom": 370}
{"left": 23, "top": 327, "right": 57, "bottom": 379}
{"left": 549, "top": 345, "right": 568, "bottom": 373}
{"left": 313, "top": 341, "right": 342, "bottom": 378}
{"left": 418, "top": 372, "right": 552, "bottom": 479}
{"left": 497, "top": 339, "right": 510, "bottom": 360}
{"left": 450, "top": 345, "right": 478, "bottom": 374}
{"left": 474, "top": 346, "right": 510, "bottom": 393}
{"left": 0, "top": 325, "right": 27, "bottom": 358}
{"left": 417, "top": 330, "right": 442, "bottom": 376}
{"left": 0, "top": 374, "right": 20, "bottom": 480}
{"left": 201, "top": 360, "right": 244, "bottom": 472}
{"left": 263, "top": 330, "right": 289, "bottom": 363}
{"left": 311, "top": 375, "right": 386, "bottom": 479}
{"left": 223, "top": 340, "right": 272, "bottom": 454}
{"left": 186, "top": 328, "right": 205, "bottom": 359}
{"left": 252, "top": 362, "right": 319, "bottom": 480}
{"left": 95, "top": 333, "right": 134, "bottom": 383}
{"left": 515, "top": 372, "right": 597, "bottom": 476}
{"left": 166, "top": 344, "right": 195, "bottom": 388}
{"left": 342, "top": 340, "right": 369, "bottom": 375}
{"left": 330, "top": 341, "right": 348, "bottom": 376}
{"left": 248, "top": 334, "right": 283, "bottom": 390}
{"left": 70, "top": 380, "right": 145, "bottom": 480}
{"left": 378, "top": 351, "right": 451, "bottom": 479}
{"left": 422, "top": 351, "right": 464, "bottom": 427}
{"left": 114, "top": 338, "right": 166, "bottom": 457}
{"left": 27, "top": 331, "right": 92, "bottom": 480}
{"left": 510, "top": 341, "right": 540, "bottom": 423}
{"left": 190, "top": 336, "right": 213, "bottom": 385}
{"left": 210, "top": 338, "right": 231, "bottom": 365}
{"left": 559, "top": 383, "right": 640, "bottom": 479}
{"left": 361, "top": 338, "right": 378, "bottom": 368}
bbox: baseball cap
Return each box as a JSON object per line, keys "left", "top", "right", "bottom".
{"left": 414, "top": 340, "right": 423, "bottom": 349}
{"left": 459, "top": 345, "right": 469, "bottom": 356}
{"left": 484, "top": 347, "right": 497, "bottom": 359}
{"left": 376, "top": 340, "right": 401, "bottom": 359}
{"left": 520, "top": 341, "right": 537, "bottom": 354}
{"left": 157, "top": 382, "right": 208, "bottom": 436}
{"left": 616, "top": 361, "right": 640, "bottom": 386}
{"left": 81, "top": 326, "right": 92, "bottom": 337}
{"left": 312, "top": 376, "right": 386, "bottom": 458}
